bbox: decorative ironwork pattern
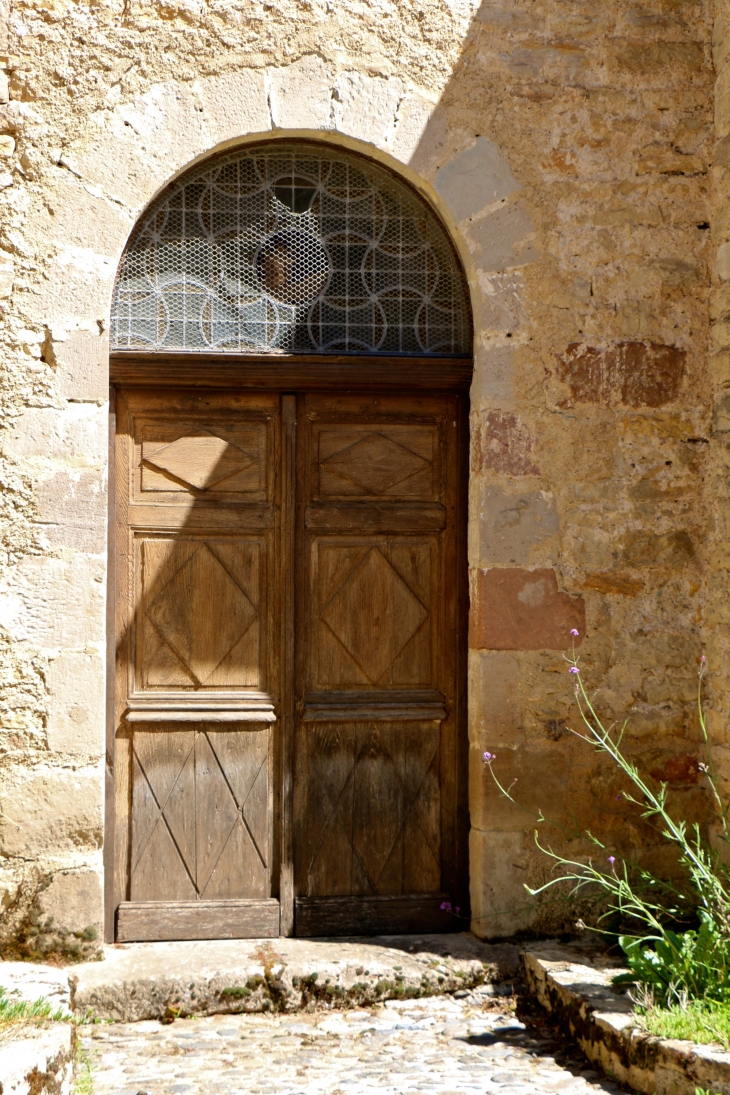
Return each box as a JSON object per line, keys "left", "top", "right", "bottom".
{"left": 111, "top": 143, "right": 470, "bottom": 356}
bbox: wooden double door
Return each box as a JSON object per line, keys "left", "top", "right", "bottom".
{"left": 113, "top": 385, "right": 468, "bottom": 941}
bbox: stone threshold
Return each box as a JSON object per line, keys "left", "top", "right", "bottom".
{"left": 524, "top": 941, "right": 730, "bottom": 1095}
{"left": 0, "top": 933, "right": 521, "bottom": 1023}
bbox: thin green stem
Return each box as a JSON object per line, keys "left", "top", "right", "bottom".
{"left": 484, "top": 642, "right": 730, "bottom": 1003}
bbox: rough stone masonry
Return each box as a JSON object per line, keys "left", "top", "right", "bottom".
{"left": 0, "top": 0, "right": 723, "bottom": 950}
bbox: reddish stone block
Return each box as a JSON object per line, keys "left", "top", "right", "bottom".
{"left": 555, "top": 340, "right": 686, "bottom": 408}
{"left": 472, "top": 409, "right": 540, "bottom": 476}
{"left": 649, "top": 754, "right": 700, "bottom": 785}
{"left": 470, "top": 567, "right": 585, "bottom": 650}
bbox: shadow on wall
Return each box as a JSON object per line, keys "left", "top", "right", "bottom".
{"left": 402, "top": 0, "right": 705, "bottom": 942}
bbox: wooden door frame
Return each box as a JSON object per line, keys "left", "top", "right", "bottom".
{"left": 105, "top": 352, "right": 472, "bottom": 942}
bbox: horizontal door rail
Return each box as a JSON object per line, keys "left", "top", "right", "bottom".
{"left": 125, "top": 693, "right": 276, "bottom": 723}
{"left": 118, "top": 899, "right": 280, "bottom": 942}
{"left": 302, "top": 689, "right": 447, "bottom": 722}
{"left": 125, "top": 710, "right": 275, "bottom": 722}
{"left": 110, "top": 355, "right": 473, "bottom": 393}
{"left": 304, "top": 502, "right": 446, "bottom": 532}
{"left": 295, "top": 893, "right": 451, "bottom": 937}
{"left": 128, "top": 506, "right": 275, "bottom": 530}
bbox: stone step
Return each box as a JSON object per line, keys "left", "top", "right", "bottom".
{"left": 0, "top": 1023, "right": 75, "bottom": 1095}
{"left": 61, "top": 932, "right": 521, "bottom": 1022}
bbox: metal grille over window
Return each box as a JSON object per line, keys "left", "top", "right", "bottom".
{"left": 111, "top": 144, "right": 470, "bottom": 356}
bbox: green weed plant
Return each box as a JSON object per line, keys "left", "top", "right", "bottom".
{"left": 638, "top": 996, "right": 730, "bottom": 1049}
{"left": 0, "top": 984, "right": 68, "bottom": 1025}
{"left": 485, "top": 640, "right": 730, "bottom": 1007}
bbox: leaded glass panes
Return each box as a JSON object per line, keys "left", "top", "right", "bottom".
{"left": 111, "top": 143, "right": 470, "bottom": 356}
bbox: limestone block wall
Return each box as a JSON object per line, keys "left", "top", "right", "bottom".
{"left": 709, "top": 0, "right": 730, "bottom": 855}
{"left": 0, "top": 0, "right": 717, "bottom": 948}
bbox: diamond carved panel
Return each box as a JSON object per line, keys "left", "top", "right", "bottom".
{"left": 141, "top": 427, "right": 262, "bottom": 494}
{"left": 306, "top": 723, "right": 441, "bottom": 896}
{"left": 142, "top": 541, "right": 259, "bottom": 689}
{"left": 320, "top": 548, "right": 428, "bottom": 684}
{"left": 131, "top": 728, "right": 270, "bottom": 902}
{"left": 318, "top": 427, "right": 436, "bottom": 499}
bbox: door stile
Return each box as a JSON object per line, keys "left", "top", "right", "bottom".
{"left": 436, "top": 395, "right": 457, "bottom": 907}
{"left": 104, "top": 390, "right": 117, "bottom": 943}
{"left": 292, "top": 392, "right": 308, "bottom": 922}
{"left": 113, "top": 389, "right": 134, "bottom": 916}
{"left": 454, "top": 392, "right": 471, "bottom": 918}
{"left": 444, "top": 393, "right": 469, "bottom": 909}
{"left": 279, "top": 394, "right": 297, "bottom": 936}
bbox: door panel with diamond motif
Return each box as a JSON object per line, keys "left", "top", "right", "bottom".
{"left": 114, "top": 389, "right": 282, "bottom": 942}
{"left": 136, "top": 538, "right": 264, "bottom": 690}
{"left": 129, "top": 726, "right": 270, "bottom": 901}
{"left": 294, "top": 393, "right": 467, "bottom": 937}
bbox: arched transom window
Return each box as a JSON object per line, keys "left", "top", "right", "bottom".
{"left": 111, "top": 142, "right": 471, "bottom": 356}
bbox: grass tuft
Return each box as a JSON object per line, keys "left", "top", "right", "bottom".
{"left": 72, "top": 1047, "right": 96, "bottom": 1095}
{"left": 637, "top": 999, "right": 730, "bottom": 1049}
{"left": 0, "top": 985, "right": 68, "bottom": 1026}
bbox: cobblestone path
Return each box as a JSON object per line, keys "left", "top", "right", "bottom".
{"left": 78, "top": 987, "right": 624, "bottom": 1095}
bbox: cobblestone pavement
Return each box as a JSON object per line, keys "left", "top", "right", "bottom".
{"left": 78, "top": 986, "right": 624, "bottom": 1095}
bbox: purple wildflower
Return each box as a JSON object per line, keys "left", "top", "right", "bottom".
{"left": 570, "top": 628, "right": 579, "bottom": 637}
{"left": 569, "top": 666, "right": 580, "bottom": 675}
{"left": 608, "top": 856, "right": 616, "bottom": 865}
{"left": 440, "top": 901, "right": 452, "bottom": 911}
{"left": 483, "top": 751, "right": 496, "bottom": 763}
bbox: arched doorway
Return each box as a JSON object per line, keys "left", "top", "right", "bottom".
{"left": 109, "top": 140, "right": 473, "bottom": 941}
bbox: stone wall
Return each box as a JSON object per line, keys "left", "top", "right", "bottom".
{"left": 0, "top": 0, "right": 717, "bottom": 946}
{"left": 709, "top": 0, "right": 730, "bottom": 864}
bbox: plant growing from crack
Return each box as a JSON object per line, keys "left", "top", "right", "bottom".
{"left": 485, "top": 633, "right": 730, "bottom": 1006}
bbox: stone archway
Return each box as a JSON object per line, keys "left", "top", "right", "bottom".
{"left": 107, "top": 137, "right": 474, "bottom": 941}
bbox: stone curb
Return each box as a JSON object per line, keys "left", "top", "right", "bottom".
{"left": 523, "top": 942, "right": 730, "bottom": 1095}
{"left": 68, "top": 934, "right": 521, "bottom": 1022}
{"left": 0, "top": 1022, "right": 75, "bottom": 1094}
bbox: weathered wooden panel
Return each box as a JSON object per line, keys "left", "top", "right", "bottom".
{"left": 314, "top": 540, "right": 433, "bottom": 689}
{"left": 130, "top": 725, "right": 272, "bottom": 903}
{"left": 294, "top": 393, "right": 467, "bottom": 932}
{"left": 302, "top": 721, "right": 441, "bottom": 898}
{"left": 141, "top": 426, "right": 264, "bottom": 495}
{"left": 137, "top": 539, "right": 263, "bottom": 691}
{"left": 133, "top": 415, "right": 269, "bottom": 505}
{"left": 117, "top": 899, "right": 280, "bottom": 941}
{"left": 295, "top": 894, "right": 451, "bottom": 937}
{"left": 317, "top": 426, "right": 438, "bottom": 500}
